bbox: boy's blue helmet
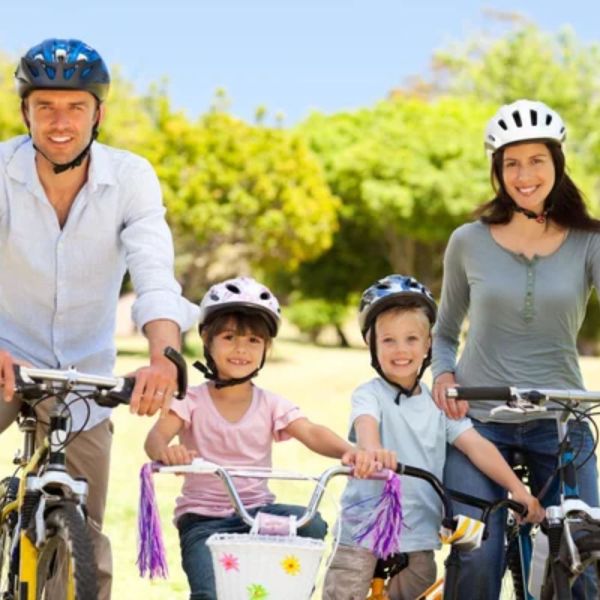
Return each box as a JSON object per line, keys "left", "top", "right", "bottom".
{"left": 358, "top": 274, "right": 437, "bottom": 340}
{"left": 359, "top": 274, "right": 437, "bottom": 401}
{"left": 15, "top": 38, "right": 110, "bottom": 102}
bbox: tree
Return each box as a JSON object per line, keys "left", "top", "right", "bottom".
{"left": 139, "top": 93, "right": 340, "bottom": 303}
{"left": 297, "top": 96, "right": 493, "bottom": 297}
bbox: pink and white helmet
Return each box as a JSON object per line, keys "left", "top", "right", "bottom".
{"left": 198, "top": 276, "right": 281, "bottom": 336}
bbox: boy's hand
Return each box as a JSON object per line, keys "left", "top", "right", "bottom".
{"left": 158, "top": 444, "right": 198, "bottom": 466}
{"left": 511, "top": 488, "right": 545, "bottom": 524}
{"left": 342, "top": 448, "right": 397, "bottom": 478}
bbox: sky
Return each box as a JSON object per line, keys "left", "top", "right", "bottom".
{"left": 1, "top": 1, "right": 597, "bottom": 125}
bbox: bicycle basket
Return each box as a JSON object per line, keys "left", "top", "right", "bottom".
{"left": 207, "top": 533, "right": 325, "bottom": 599}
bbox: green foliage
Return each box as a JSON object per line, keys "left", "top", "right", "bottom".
{"left": 296, "top": 95, "right": 493, "bottom": 298}
{"left": 143, "top": 99, "right": 340, "bottom": 302}
{"left": 284, "top": 296, "right": 351, "bottom": 345}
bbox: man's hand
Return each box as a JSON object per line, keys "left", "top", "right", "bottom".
{"left": 129, "top": 355, "right": 178, "bottom": 417}
{"left": 0, "top": 350, "right": 16, "bottom": 402}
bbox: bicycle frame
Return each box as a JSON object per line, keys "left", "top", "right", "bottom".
{"left": 447, "top": 386, "right": 600, "bottom": 598}
{"left": 2, "top": 402, "right": 89, "bottom": 599}
{"left": 150, "top": 459, "right": 526, "bottom": 600}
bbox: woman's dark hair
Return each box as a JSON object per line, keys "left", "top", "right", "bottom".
{"left": 475, "top": 141, "right": 600, "bottom": 232}
{"left": 201, "top": 311, "right": 273, "bottom": 348}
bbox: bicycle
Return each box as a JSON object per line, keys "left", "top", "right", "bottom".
{"left": 447, "top": 385, "right": 600, "bottom": 600}
{"left": 143, "top": 458, "right": 526, "bottom": 600}
{"left": 0, "top": 346, "right": 187, "bottom": 600}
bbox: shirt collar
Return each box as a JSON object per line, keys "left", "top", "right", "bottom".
{"left": 6, "top": 136, "right": 117, "bottom": 191}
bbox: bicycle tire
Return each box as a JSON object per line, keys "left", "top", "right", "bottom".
{"left": 539, "top": 533, "right": 600, "bottom": 600}
{"left": 500, "top": 534, "right": 527, "bottom": 600}
{"left": 36, "top": 503, "right": 98, "bottom": 600}
{"left": 0, "top": 477, "right": 19, "bottom": 599}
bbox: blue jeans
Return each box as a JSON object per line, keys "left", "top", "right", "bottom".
{"left": 444, "top": 419, "right": 599, "bottom": 600}
{"left": 177, "top": 503, "right": 328, "bottom": 600}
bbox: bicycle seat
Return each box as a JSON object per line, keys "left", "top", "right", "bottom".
{"left": 373, "top": 552, "right": 409, "bottom": 580}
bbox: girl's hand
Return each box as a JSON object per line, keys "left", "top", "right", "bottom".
{"left": 433, "top": 372, "right": 469, "bottom": 419}
{"left": 511, "top": 488, "right": 545, "bottom": 524}
{"left": 342, "top": 448, "right": 397, "bottom": 478}
{"left": 159, "top": 444, "right": 198, "bottom": 466}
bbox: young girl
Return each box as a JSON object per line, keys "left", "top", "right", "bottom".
{"left": 144, "top": 276, "right": 386, "bottom": 600}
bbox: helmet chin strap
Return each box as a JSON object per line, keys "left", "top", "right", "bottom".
{"left": 513, "top": 203, "right": 549, "bottom": 224}
{"left": 368, "top": 328, "right": 431, "bottom": 405}
{"left": 32, "top": 130, "right": 97, "bottom": 174}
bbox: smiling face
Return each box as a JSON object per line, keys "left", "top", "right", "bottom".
{"left": 23, "top": 89, "right": 102, "bottom": 168}
{"left": 501, "top": 142, "right": 556, "bottom": 215}
{"left": 373, "top": 307, "right": 431, "bottom": 389}
{"left": 206, "top": 317, "right": 267, "bottom": 381}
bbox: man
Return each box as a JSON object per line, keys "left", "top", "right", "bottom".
{"left": 0, "top": 38, "right": 198, "bottom": 599}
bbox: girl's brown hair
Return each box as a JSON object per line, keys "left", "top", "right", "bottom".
{"left": 201, "top": 311, "right": 273, "bottom": 348}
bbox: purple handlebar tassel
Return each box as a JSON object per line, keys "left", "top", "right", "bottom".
{"left": 137, "top": 462, "right": 169, "bottom": 579}
{"left": 353, "top": 471, "right": 403, "bottom": 559}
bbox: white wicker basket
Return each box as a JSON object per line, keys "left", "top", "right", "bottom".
{"left": 207, "top": 533, "right": 326, "bottom": 599}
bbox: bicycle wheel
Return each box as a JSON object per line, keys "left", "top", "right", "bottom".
{"left": 36, "top": 503, "right": 98, "bottom": 600}
{"left": 539, "top": 533, "right": 600, "bottom": 600}
{"left": 0, "top": 522, "right": 17, "bottom": 599}
{"left": 0, "top": 477, "right": 19, "bottom": 599}
{"left": 500, "top": 535, "right": 527, "bottom": 600}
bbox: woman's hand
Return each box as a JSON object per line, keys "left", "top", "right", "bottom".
{"left": 433, "top": 372, "right": 469, "bottom": 419}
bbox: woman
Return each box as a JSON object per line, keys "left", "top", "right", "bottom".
{"left": 432, "top": 99, "right": 600, "bottom": 599}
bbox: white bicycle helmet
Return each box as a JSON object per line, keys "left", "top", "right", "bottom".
{"left": 484, "top": 99, "right": 566, "bottom": 158}
{"left": 358, "top": 274, "right": 437, "bottom": 340}
{"left": 198, "top": 276, "right": 281, "bottom": 336}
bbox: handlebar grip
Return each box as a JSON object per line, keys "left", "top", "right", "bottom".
{"left": 448, "top": 386, "right": 513, "bottom": 401}
{"left": 506, "top": 499, "right": 528, "bottom": 518}
{"left": 164, "top": 346, "right": 187, "bottom": 399}
{"left": 12, "top": 365, "right": 45, "bottom": 400}
{"left": 99, "top": 376, "right": 136, "bottom": 407}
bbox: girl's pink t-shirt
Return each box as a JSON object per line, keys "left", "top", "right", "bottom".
{"left": 170, "top": 382, "right": 303, "bottom": 520}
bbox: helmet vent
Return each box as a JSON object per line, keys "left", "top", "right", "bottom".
{"left": 498, "top": 119, "right": 508, "bottom": 131}
{"left": 259, "top": 291, "right": 271, "bottom": 300}
{"left": 376, "top": 283, "right": 390, "bottom": 290}
{"left": 225, "top": 283, "right": 241, "bottom": 294}
{"left": 546, "top": 114, "right": 553, "bottom": 125}
{"left": 530, "top": 110, "right": 538, "bottom": 126}
{"left": 512, "top": 111, "right": 523, "bottom": 127}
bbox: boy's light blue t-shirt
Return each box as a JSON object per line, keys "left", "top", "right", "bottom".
{"left": 338, "top": 378, "right": 472, "bottom": 552}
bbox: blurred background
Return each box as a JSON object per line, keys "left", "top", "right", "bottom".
{"left": 2, "top": 0, "right": 600, "bottom": 352}
{"left": 2, "top": 2, "right": 600, "bottom": 598}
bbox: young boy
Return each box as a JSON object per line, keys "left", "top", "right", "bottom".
{"left": 323, "top": 274, "right": 544, "bottom": 600}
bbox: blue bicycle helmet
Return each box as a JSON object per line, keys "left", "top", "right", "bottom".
{"left": 358, "top": 274, "right": 437, "bottom": 340}
{"left": 15, "top": 39, "right": 110, "bottom": 102}
{"left": 359, "top": 274, "right": 437, "bottom": 401}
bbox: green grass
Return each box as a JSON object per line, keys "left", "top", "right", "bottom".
{"left": 1, "top": 335, "right": 599, "bottom": 598}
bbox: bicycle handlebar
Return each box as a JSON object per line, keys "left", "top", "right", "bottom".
{"left": 154, "top": 460, "right": 527, "bottom": 533}
{"left": 446, "top": 386, "right": 600, "bottom": 404}
{"left": 13, "top": 346, "right": 188, "bottom": 408}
